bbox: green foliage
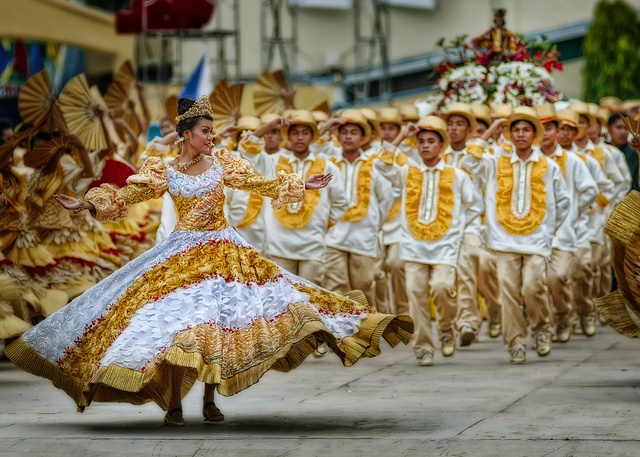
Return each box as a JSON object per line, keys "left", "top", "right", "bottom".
{"left": 583, "top": 0, "right": 640, "bottom": 101}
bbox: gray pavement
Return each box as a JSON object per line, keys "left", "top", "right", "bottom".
{"left": 0, "top": 324, "right": 639, "bottom": 457}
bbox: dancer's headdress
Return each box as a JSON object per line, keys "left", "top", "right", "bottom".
{"left": 175, "top": 96, "right": 214, "bottom": 124}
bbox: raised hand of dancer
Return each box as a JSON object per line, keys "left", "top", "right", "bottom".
{"left": 217, "top": 125, "right": 239, "bottom": 139}
{"left": 392, "top": 123, "right": 419, "bottom": 147}
{"left": 305, "top": 173, "right": 332, "bottom": 190}
{"left": 54, "top": 194, "right": 96, "bottom": 215}
{"left": 482, "top": 117, "right": 509, "bottom": 142}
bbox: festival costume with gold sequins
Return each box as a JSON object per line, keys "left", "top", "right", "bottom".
{"left": 6, "top": 148, "right": 412, "bottom": 411}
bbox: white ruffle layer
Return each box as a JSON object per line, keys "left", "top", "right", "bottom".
{"left": 24, "top": 226, "right": 368, "bottom": 371}
{"left": 24, "top": 228, "right": 252, "bottom": 363}
{"left": 100, "top": 275, "right": 365, "bottom": 371}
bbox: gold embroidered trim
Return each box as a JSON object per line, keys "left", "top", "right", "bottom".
{"left": 405, "top": 165, "right": 455, "bottom": 241}
{"left": 56, "top": 240, "right": 282, "bottom": 383}
{"left": 596, "top": 193, "right": 610, "bottom": 208}
{"left": 6, "top": 308, "right": 412, "bottom": 409}
{"left": 126, "top": 157, "right": 168, "bottom": 198}
{"left": 216, "top": 148, "right": 302, "bottom": 204}
{"left": 271, "top": 171, "right": 306, "bottom": 210}
{"left": 294, "top": 283, "right": 372, "bottom": 314}
{"left": 217, "top": 148, "right": 252, "bottom": 188}
{"left": 85, "top": 184, "right": 129, "bottom": 222}
{"left": 591, "top": 146, "right": 606, "bottom": 168}
{"left": 236, "top": 193, "right": 263, "bottom": 229}
{"left": 466, "top": 144, "right": 484, "bottom": 160}
{"left": 331, "top": 156, "right": 375, "bottom": 222}
{"left": 496, "top": 155, "right": 547, "bottom": 236}
{"left": 241, "top": 173, "right": 281, "bottom": 199}
{"left": 173, "top": 180, "right": 229, "bottom": 232}
{"left": 85, "top": 158, "right": 168, "bottom": 222}
{"left": 272, "top": 157, "right": 326, "bottom": 229}
{"left": 239, "top": 138, "right": 262, "bottom": 156}
{"left": 385, "top": 152, "right": 409, "bottom": 223}
{"left": 553, "top": 150, "right": 567, "bottom": 177}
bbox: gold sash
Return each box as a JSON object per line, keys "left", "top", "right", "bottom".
{"left": 236, "top": 192, "right": 263, "bottom": 229}
{"left": 591, "top": 146, "right": 606, "bottom": 168}
{"left": 385, "top": 152, "right": 409, "bottom": 223}
{"left": 552, "top": 150, "right": 567, "bottom": 177}
{"left": 576, "top": 153, "right": 609, "bottom": 209}
{"left": 405, "top": 165, "right": 455, "bottom": 241}
{"left": 496, "top": 155, "right": 547, "bottom": 235}
{"left": 272, "top": 156, "right": 326, "bottom": 229}
{"left": 331, "top": 156, "right": 375, "bottom": 223}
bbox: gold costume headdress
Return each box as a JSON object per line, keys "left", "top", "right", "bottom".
{"left": 175, "top": 96, "right": 214, "bottom": 124}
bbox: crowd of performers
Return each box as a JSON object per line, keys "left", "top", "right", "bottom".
{"left": 1, "top": 83, "right": 638, "bottom": 366}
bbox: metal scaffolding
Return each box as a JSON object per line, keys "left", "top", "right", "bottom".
{"left": 350, "top": 0, "right": 392, "bottom": 105}
{"left": 260, "top": 0, "right": 298, "bottom": 74}
{"left": 135, "top": 0, "right": 241, "bottom": 87}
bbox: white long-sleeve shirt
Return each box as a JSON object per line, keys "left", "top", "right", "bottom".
{"left": 265, "top": 152, "right": 348, "bottom": 262}
{"left": 570, "top": 146, "right": 615, "bottom": 246}
{"left": 599, "top": 139, "right": 632, "bottom": 208}
{"left": 325, "top": 150, "right": 394, "bottom": 258}
{"left": 224, "top": 137, "right": 277, "bottom": 253}
{"left": 375, "top": 156, "right": 483, "bottom": 267}
{"left": 543, "top": 145, "right": 598, "bottom": 252}
{"left": 312, "top": 131, "right": 342, "bottom": 160}
{"left": 443, "top": 143, "right": 487, "bottom": 241}
{"left": 461, "top": 146, "right": 570, "bottom": 259}
{"left": 381, "top": 148, "right": 421, "bottom": 246}
{"left": 575, "top": 140, "right": 627, "bottom": 206}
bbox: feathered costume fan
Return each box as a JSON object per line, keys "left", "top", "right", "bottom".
{"left": 253, "top": 69, "right": 330, "bottom": 116}
{"left": 58, "top": 74, "right": 107, "bottom": 151}
{"left": 22, "top": 132, "right": 74, "bottom": 171}
{"left": 18, "top": 70, "right": 67, "bottom": 132}
{"left": 104, "top": 60, "right": 143, "bottom": 136}
{"left": 165, "top": 95, "right": 179, "bottom": 125}
{"left": 209, "top": 78, "right": 244, "bottom": 131}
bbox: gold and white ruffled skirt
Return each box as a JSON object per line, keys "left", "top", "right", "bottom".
{"left": 6, "top": 227, "right": 413, "bottom": 411}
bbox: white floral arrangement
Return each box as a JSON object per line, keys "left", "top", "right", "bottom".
{"left": 490, "top": 62, "right": 562, "bottom": 107}
{"left": 424, "top": 64, "right": 492, "bottom": 109}
{"left": 421, "top": 61, "right": 562, "bottom": 110}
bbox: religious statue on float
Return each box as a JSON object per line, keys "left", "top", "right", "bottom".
{"left": 471, "top": 8, "right": 528, "bottom": 66}
{"left": 421, "top": 8, "right": 563, "bottom": 109}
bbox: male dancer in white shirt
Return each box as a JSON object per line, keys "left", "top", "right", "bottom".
{"left": 376, "top": 116, "right": 483, "bottom": 365}
{"left": 463, "top": 107, "right": 571, "bottom": 363}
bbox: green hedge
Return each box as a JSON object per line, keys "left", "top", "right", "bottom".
{"left": 583, "top": 0, "right": 640, "bottom": 101}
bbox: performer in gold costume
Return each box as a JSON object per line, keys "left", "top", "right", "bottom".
{"left": 6, "top": 97, "right": 413, "bottom": 427}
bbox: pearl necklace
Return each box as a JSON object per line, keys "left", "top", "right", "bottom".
{"left": 176, "top": 154, "right": 204, "bottom": 173}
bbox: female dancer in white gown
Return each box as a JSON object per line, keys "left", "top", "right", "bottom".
{"left": 6, "top": 97, "right": 413, "bottom": 426}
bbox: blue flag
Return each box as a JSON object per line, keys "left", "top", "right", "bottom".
{"left": 179, "top": 53, "right": 212, "bottom": 100}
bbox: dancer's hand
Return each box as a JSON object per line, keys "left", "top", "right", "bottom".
{"left": 54, "top": 194, "right": 83, "bottom": 211}
{"left": 392, "top": 123, "right": 419, "bottom": 146}
{"left": 305, "top": 173, "right": 332, "bottom": 189}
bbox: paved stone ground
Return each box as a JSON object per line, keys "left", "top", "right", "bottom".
{"left": 0, "top": 324, "right": 638, "bottom": 457}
